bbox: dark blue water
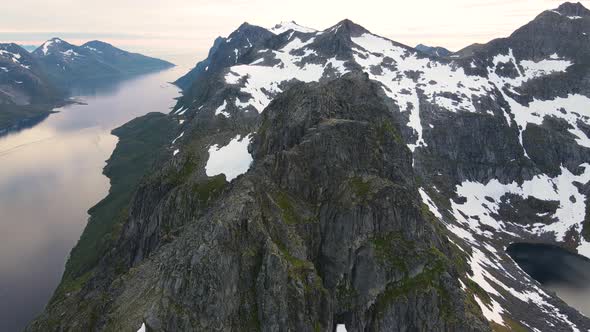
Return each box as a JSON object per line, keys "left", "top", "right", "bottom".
{"left": 507, "top": 242, "right": 590, "bottom": 317}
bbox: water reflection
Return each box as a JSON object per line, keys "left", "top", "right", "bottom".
{"left": 0, "top": 65, "right": 184, "bottom": 331}
{"left": 507, "top": 242, "right": 590, "bottom": 317}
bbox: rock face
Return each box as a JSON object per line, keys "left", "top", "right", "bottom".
{"left": 28, "top": 2, "right": 590, "bottom": 331}
{"left": 29, "top": 73, "right": 490, "bottom": 332}
{"left": 415, "top": 44, "right": 452, "bottom": 57}
{"left": 0, "top": 43, "right": 62, "bottom": 131}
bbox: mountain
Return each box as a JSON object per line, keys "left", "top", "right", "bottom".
{"left": 29, "top": 2, "right": 590, "bottom": 331}
{"left": 0, "top": 38, "right": 174, "bottom": 132}
{"left": 415, "top": 43, "right": 452, "bottom": 57}
{"left": 0, "top": 43, "right": 63, "bottom": 131}
{"left": 32, "top": 38, "right": 174, "bottom": 87}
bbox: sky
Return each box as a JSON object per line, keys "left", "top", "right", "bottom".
{"left": 0, "top": 0, "right": 585, "bottom": 65}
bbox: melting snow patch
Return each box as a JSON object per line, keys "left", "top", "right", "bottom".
{"left": 336, "top": 324, "right": 348, "bottom": 332}
{"left": 351, "top": 32, "right": 491, "bottom": 151}
{"left": 205, "top": 134, "right": 253, "bottom": 181}
{"left": 270, "top": 21, "right": 317, "bottom": 35}
{"left": 474, "top": 295, "right": 505, "bottom": 326}
{"left": 419, "top": 188, "right": 443, "bottom": 219}
{"left": 224, "top": 47, "right": 334, "bottom": 112}
{"left": 452, "top": 164, "right": 590, "bottom": 245}
{"left": 172, "top": 131, "right": 184, "bottom": 144}
{"left": 62, "top": 49, "right": 81, "bottom": 57}
{"left": 215, "top": 100, "right": 230, "bottom": 117}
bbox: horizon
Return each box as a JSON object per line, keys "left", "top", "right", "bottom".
{"left": 1, "top": 0, "right": 586, "bottom": 65}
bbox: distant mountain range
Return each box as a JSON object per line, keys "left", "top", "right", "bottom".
{"left": 0, "top": 38, "right": 173, "bottom": 132}
{"left": 32, "top": 38, "right": 173, "bottom": 87}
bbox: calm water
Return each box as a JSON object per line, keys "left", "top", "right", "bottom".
{"left": 0, "top": 65, "right": 186, "bottom": 331}
{"left": 507, "top": 242, "right": 590, "bottom": 317}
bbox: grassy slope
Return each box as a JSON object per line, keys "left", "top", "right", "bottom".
{"left": 59, "top": 112, "right": 177, "bottom": 289}
{"left": 0, "top": 104, "right": 54, "bottom": 132}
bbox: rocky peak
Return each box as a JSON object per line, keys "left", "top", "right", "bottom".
{"left": 415, "top": 44, "right": 452, "bottom": 57}
{"left": 269, "top": 20, "right": 317, "bottom": 34}
{"left": 33, "top": 37, "right": 72, "bottom": 56}
{"left": 82, "top": 40, "right": 112, "bottom": 50}
{"left": 230, "top": 22, "right": 274, "bottom": 40}
{"left": 328, "top": 19, "right": 369, "bottom": 37}
{"left": 554, "top": 1, "right": 590, "bottom": 17}
{"left": 224, "top": 22, "right": 275, "bottom": 55}
{"left": 0, "top": 43, "right": 37, "bottom": 69}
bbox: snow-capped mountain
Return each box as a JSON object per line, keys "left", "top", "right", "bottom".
{"left": 0, "top": 38, "right": 173, "bottom": 132}
{"left": 164, "top": 6, "right": 590, "bottom": 329}
{"left": 0, "top": 43, "right": 62, "bottom": 130}
{"left": 29, "top": 2, "right": 590, "bottom": 331}
{"left": 32, "top": 38, "right": 173, "bottom": 86}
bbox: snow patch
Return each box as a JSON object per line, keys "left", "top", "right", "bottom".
{"left": 172, "top": 131, "right": 184, "bottom": 144}
{"left": 270, "top": 21, "right": 317, "bottom": 35}
{"left": 452, "top": 164, "right": 590, "bottom": 246}
{"left": 215, "top": 100, "right": 230, "bottom": 117}
{"left": 336, "top": 324, "right": 348, "bottom": 332}
{"left": 205, "top": 134, "right": 253, "bottom": 181}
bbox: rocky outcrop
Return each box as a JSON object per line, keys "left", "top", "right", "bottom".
{"left": 28, "top": 73, "right": 491, "bottom": 332}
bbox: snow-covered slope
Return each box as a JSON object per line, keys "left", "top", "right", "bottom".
{"left": 169, "top": 4, "right": 590, "bottom": 330}
{"left": 269, "top": 21, "right": 317, "bottom": 34}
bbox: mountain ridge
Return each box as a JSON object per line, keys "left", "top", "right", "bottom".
{"left": 28, "top": 2, "right": 590, "bottom": 331}
{"left": 0, "top": 38, "right": 174, "bottom": 132}
{"left": 32, "top": 37, "right": 174, "bottom": 87}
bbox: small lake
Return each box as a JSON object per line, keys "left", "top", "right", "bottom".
{"left": 507, "top": 242, "right": 590, "bottom": 317}
{"left": 0, "top": 65, "right": 186, "bottom": 331}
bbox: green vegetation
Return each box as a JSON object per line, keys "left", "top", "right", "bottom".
{"left": 58, "top": 112, "right": 177, "bottom": 293}
{"left": 0, "top": 103, "right": 54, "bottom": 131}
{"left": 490, "top": 317, "right": 529, "bottom": 332}
{"left": 371, "top": 232, "right": 415, "bottom": 274}
{"left": 463, "top": 278, "right": 491, "bottom": 306}
{"left": 376, "top": 119, "right": 404, "bottom": 145}
{"left": 277, "top": 242, "right": 314, "bottom": 273}
{"left": 276, "top": 191, "right": 301, "bottom": 225}
{"left": 191, "top": 175, "right": 227, "bottom": 204}
{"left": 167, "top": 156, "right": 197, "bottom": 185}
{"left": 374, "top": 247, "right": 455, "bottom": 321}
{"left": 349, "top": 176, "right": 371, "bottom": 199}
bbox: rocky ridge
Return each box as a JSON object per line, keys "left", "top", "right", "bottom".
{"left": 29, "top": 2, "right": 590, "bottom": 331}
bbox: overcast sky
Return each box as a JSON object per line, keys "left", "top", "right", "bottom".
{"left": 0, "top": 0, "right": 583, "bottom": 64}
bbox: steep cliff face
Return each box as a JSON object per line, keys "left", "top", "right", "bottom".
{"left": 29, "top": 74, "right": 490, "bottom": 332}
{"left": 29, "top": 2, "right": 590, "bottom": 331}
